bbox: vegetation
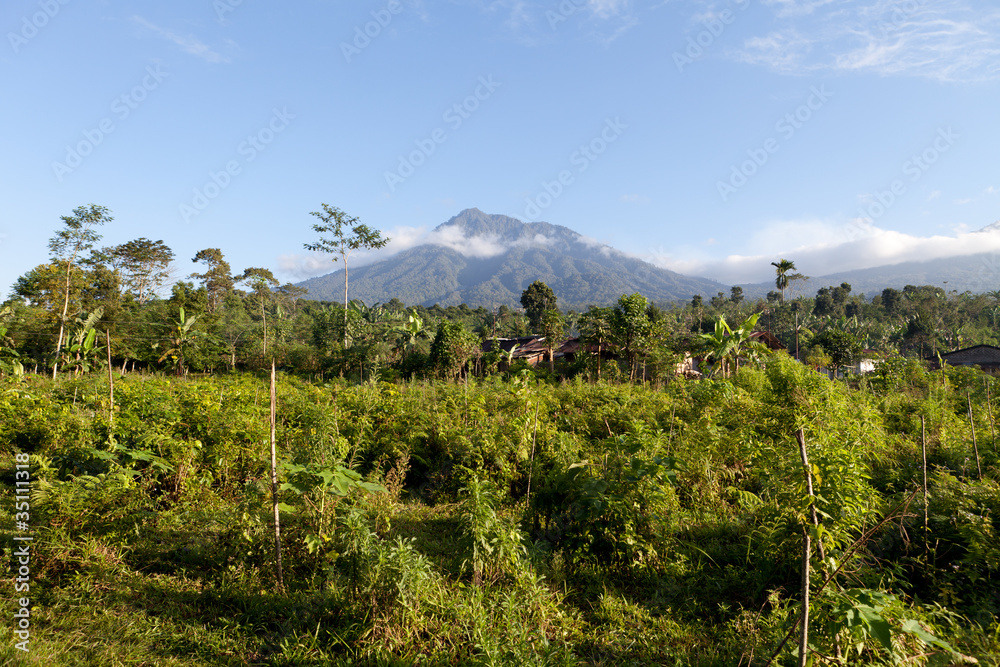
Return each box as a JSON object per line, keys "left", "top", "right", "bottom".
{"left": 2, "top": 359, "right": 999, "bottom": 664}
{"left": 3, "top": 207, "right": 1000, "bottom": 664}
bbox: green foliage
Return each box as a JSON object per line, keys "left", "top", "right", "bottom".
{"left": 457, "top": 470, "right": 528, "bottom": 586}
{"left": 531, "top": 431, "right": 683, "bottom": 570}
{"left": 813, "top": 327, "right": 863, "bottom": 372}
{"left": 430, "top": 320, "right": 480, "bottom": 380}
{"left": 520, "top": 280, "right": 558, "bottom": 332}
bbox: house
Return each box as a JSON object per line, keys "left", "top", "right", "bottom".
{"left": 929, "top": 344, "right": 1000, "bottom": 374}
{"left": 482, "top": 336, "right": 549, "bottom": 367}
{"left": 749, "top": 330, "right": 786, "bottom": 351}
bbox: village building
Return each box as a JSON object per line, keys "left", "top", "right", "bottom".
{"left": 929, "top": 344, "right": 1000, "bottom": 374}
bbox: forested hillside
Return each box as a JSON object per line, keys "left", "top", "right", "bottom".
{"left": 295, "top": 209, "right": 727, "bottom": 309}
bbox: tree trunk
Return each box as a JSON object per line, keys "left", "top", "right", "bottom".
{"left": 53, "top": 259, "right": 74, "bottom": 379}
{"left": 796, "top": 428, "right": 814, "bottom": 667}
{"left": 270, "top": 360, "right": 285, "bottom": 592}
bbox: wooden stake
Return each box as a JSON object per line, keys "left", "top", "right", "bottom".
{"left": 796, "top": 428, "right": 814, "bottom": 667}
{"left": 525, "top": 398, "right": 540, "bottom": 503}
{"left": 106, "top": 330, "right": 114, "bottom": 427}
{"left": 967, "top": 391, "right": 983, "bottom": 480}
{"left": 270, "top": 360, "right": 285, "bottom": 592}
{"left": 921, "top": 415, "right": 928, "bottom": 550}
{"left": 986, "top": 379, "right": 997, "bottom": 454}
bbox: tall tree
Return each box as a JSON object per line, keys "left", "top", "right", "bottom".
{"left": 48, "top": 204, "right": 112, "bottom": 378}
{"left": 110, "top": 238, "right": 174, "bottom": 304}
{"left": 190, "top": 248, "right": 234, "bottom": 313}
{"left": 771, "top": 258, "right": 796, "bottom": 303}
{"left": 540, "top": 308, "right": 564, "bottom": 372}
{"left": 611, "top": 293, "right": 652, "bottom": 381}
{"left": 304, "top": 204, "right": 389, "bottom": 344}
{"left": 520, "top": 280, "right": 557, "bottom": 333}
{"left": 579, "top": 305, "right": 613, "bottom": 381}
{"left": 239, "top": 268, "right": 280, "bottom": 357}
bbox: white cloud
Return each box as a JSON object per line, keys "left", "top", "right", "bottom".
{"left": 645, "top": 217, "right": 1000, "bottom": 284}
{"left": 277, "top": 223, "right": 511, "bottom": 280}
{"left": 133, "top": 16, "right": 231, "bottom": 63}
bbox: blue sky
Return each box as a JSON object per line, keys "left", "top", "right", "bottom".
{"left": 2, "top": 0, "right": 999, "bottom": 298}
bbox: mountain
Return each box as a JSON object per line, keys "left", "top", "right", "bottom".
{"left": 296, "top": 209, "right": 727, "bottom": 309}
{"left": 739, "top": 235, "right": 1000, "bottom": 299}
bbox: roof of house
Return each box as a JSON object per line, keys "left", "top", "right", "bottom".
{"left": 936, "top": 344, "right": 1000, "bottom": 366}
{"left": 749, "top": 330, "right": 786, "bottom": 351}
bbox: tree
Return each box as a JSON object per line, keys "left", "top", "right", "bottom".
{"left": 730, "top": 286, "right": 744, "bottom": 305}
{"left": 430, "top": 320, "right": 480, "bottom": 381}
{"left": 190, "top": 248, "right": 234, "bottom": 313}
{"left": 108, "top": 238, "right": 174, "bottom": 304}
{"left": 239, "top": 268, "right": 280, "bottom": 357}
{"left": 771, "top": 258, "right": 796, "bottom": 303}
{"left": 539, "top": 308, "right": 564, "bottom": 372}
{"left": 611, "top": 293, "right": 652, "bottom": 381}
{"left": 304, "top": 204, "right": 389, "bottom": 345}
{"left": 579, "top": 306, "right": 613, "bottom": 381}
{"left": 520, "top": 281, "right": 557, "bottom": 333}
{"left": 812, "top": 328, "right": 862, "bottom": 377}
{"left": 49, "top": 204, "right": 112, "bottom": 378}
{"left": 881, "top": 287, "right": 902, "bottom": 315}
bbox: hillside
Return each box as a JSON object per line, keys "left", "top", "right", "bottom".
{"left": 739, "top": 250, "right": 1000, "bottom": 300}
{"left": 297, "top": 209, "right": 727, "bottom": 309}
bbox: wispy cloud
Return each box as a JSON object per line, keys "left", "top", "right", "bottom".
{"left": 133, "top": 16, "right": 231, "bottom": 64}
{"left": 462, "top": 0, "right": 637, "bottom": 42}
{"left": 734, "top": 0, "right": 1000, "bottom": 82}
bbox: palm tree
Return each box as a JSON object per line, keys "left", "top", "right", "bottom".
{"left": 771, "top": 259, "right": 796, "bottom": 303}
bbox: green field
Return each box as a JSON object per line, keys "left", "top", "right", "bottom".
{"left": 2, "top": 358, "right": 999, "bottom": 665}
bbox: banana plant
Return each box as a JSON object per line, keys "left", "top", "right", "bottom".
{"left": 61, "top": 307, "right": 104, "bottom": 375}
{"left": 0, "top": 324, "right": 24, "bottom": 378}
{"left": 153, "top": 307, "right": 206, "bottom": 376}
{"left": 697, "top": 312, "right": 766, "bottom": 377}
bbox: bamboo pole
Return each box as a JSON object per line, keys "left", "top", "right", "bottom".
{"left": 986, "top": 379, "right": 997, "bottom": 454}
{"left": 106, "top": 330, "right": 114, "bottom": 427}
{"left": 796, "top": 428, "right": 814, "bottom": 667}
{"left": 967, "top": 391, "right": 983, "bottom": 480}
{"left": 270, "top": 360, "right": 285, "bottom": 592}
{"left": 921, "top": 416, "right": 928, "bottom": 550}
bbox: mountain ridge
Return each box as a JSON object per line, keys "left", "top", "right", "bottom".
{"left": 296, "top": 209, "right": 728, "bottom": 309}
